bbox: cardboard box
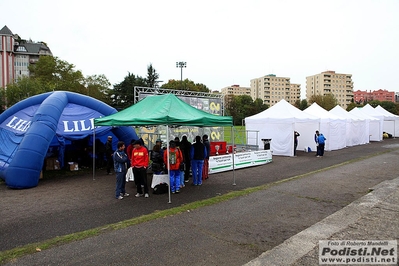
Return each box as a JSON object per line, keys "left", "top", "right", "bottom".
{"left": 69, "top": 162, "right": 79, "bottom": 171}
{"left": 46, "top": 157, "right": 61, "bottom": 170}
{"left": 46, "top": 158, "right": 53, "bottom": 170}
{"left": 54, "top": 160, "right": 60, "bottom": 170}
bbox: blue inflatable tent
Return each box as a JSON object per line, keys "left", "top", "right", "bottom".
{"left": 0, "top": 91, "right": 138, "bottom": 189}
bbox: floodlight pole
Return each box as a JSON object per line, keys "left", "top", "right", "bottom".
{"left": 176, "top": 61, "right": 187, "bottom": 90}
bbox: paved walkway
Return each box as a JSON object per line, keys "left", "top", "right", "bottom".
{"left": 1, "top": 139, "right": 399, "bottom": 265}
{"left": 246, "top": 177, "right": 399, "bottom": 265}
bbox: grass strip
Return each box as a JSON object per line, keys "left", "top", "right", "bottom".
{"left": 0, "top": 149, "right": 393, "bottom": 264}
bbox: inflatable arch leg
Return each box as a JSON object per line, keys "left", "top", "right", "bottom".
{"left": 5, "top": 91, "right": 69, "bottom": 189}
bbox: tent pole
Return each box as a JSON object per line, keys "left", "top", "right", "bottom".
{"left": 232, "top": 126, "right": 236, "bottom": 186}
{"left": 93, "top": 128, "right": 96, "bottom": 180}
{"left": 167, "top": 125, "right": 171, "bottom": 204}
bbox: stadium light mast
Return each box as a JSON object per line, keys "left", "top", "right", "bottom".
{"left": 176, "top": 61, "right": 187, "bottom": 90}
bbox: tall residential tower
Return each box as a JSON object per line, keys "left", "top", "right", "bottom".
{"left": 306, "top": 70, "right": 353, "bottom": 108}
{"left": 250, "top": 74, "right": 301, "bottom": 106}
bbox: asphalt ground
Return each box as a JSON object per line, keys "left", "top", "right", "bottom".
{"left": 1, "top": 138, "right": 399, "bottom": 265}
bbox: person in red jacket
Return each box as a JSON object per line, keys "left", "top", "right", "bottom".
{"left": 131, "top": 139, "right": 150, "bottom": 198}
{"left": 126, "top": 139, "right": 135, "bottom": 160}
{"left": 164, "top": 140, "right": 183, "bottom": 193}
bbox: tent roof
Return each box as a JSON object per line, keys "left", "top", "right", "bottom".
{"left": 245, "top": 99, "right": 319, "bottom": 123}
{"left": 330, "top": 105, "right": 365, "bottom": 121}
{"left": 359, "top": 104, "right": 384, "bottom": 119}
{"left": 304, "top": 103, "right": 345, "bottom": 120}
{"left": 349, "top": 107, "right": 379, "bottom": 120}
{"left": 375, "top": 105, "right": 399, "bottom": 119}
{"left": 94, "top": 94, "right": 233, "bottom": 127}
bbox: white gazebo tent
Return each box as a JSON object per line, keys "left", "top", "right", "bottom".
{"left": 304, "top": 103, "right": 346, "bottom": 151}
{"left": 329, "top": 105, "right": 369, "bottom": 146}
{"left": 374, "top": 105, "right": 399, "bottom": 137}
{"left": 245, "top": 99, "right": 320, "bottom": 156}
{"left": 350, "top": 107, "right": 382, "bottom": 141}
{"left": 358, "top": 104, "right": 384, "bottom": 140}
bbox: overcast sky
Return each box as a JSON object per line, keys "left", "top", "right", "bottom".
{"left": 2, "top": 0, "right": 398, "bottom": 98}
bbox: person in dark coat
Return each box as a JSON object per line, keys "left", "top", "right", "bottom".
{"left": 105, "top": 136, "right": 114, "bottom": 175}
{"left": 294, "top": 131, "right": 300, "bottom": 156}
{"left": 151, "top": 143, "right": 164, "bottom": 174}
{"left": 180, "top": 135, "right": 192, "bottom": 183}
{"left": 202, "top": 134, "right": 210, "bottom": 180}
{"left": 95, "top": 138, "right": 105, "bottom": 168}
{"left": 190, "top": 136, "right": 207, "bottom": 186}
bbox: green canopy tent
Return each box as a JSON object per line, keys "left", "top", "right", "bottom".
{"left": 94, "top": 94, "right": 234, "bottom": 203}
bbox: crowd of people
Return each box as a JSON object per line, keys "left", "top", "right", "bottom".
{"left": 110, "top": 134, "right": 211, "bottom": 200}
{"left": 110, "top": 129, "right": 330, "bottom": 199}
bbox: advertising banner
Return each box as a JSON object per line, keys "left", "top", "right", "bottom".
{"left": 0, "top": 103, "right": 107, "bottom": 136}
{"left": 209, "top": 150, "right": 272, "bottom": 174}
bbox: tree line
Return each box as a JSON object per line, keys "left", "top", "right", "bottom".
{"left": 296, "top": 94, "right": 399, "bottom": 115}
{"left": 0, "top": 56, "right": 215, "bottom": 112}
{"left": 1, "top": 56, "right": 397, "bottom": 124}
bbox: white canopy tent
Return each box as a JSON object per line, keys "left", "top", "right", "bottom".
{"left": 329, "top": 105, "right": 369, "bottom": 146}
{"left": 358, "top": 104, "right": 384, "bottom": 140}
{"left": 374, "top": 105, "right": 399, "bottom": 137}
{"left": 304, "top": 103, "right": 346, "bottom": 151}
{"left": 350, "top": 107, "right": 382, "bottom": 141}
{"left": 245, "top": 99, "right": 320, "bottom": 156}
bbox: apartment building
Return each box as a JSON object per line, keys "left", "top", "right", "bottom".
{"left": 353, "top": 89, "right": 395, "bottom": 103}
{"left": 221, "top": 84, "right": 251, "bottom": 97}
{"left": 306, "top": 70, "right": 354, "bottom": 108}
{"left": 250, "top": 74, "right": 301, "bottom": 106}
{"left": 0, "top": 25, "right": 52, "bottom": 88}
{"left": 220, "top": 84, "right": 251, "bottom": 105}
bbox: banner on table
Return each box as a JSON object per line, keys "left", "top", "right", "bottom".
{"left": 209, "top": 150, "right": 272, "bottom": 174}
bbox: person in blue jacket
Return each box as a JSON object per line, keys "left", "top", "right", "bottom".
{"left": 316, "top": 132, "right": 327, "bottom": 157}
{"left": 314, "top": 130, "right": 320, "bottom": 156}
{"left": 113, "top": 141, "right": 130, "bottom": 199}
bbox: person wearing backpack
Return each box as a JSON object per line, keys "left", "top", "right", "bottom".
{"left": 316, "top": 132, "right": 327, "bottom": 157}
{"left": 190, "top": 136, "right": 207, "bottom": 186}
{"left": 174, "top": 137, "right": 186, "bottom": 189}
{"left": 163, "top": 140, "right": 183, "bottom": 193}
